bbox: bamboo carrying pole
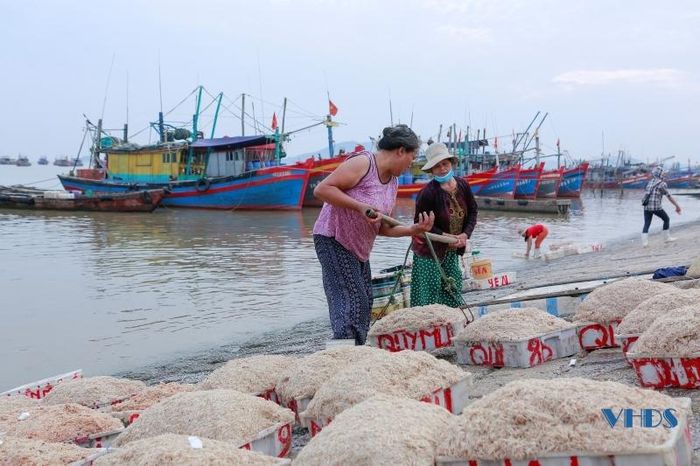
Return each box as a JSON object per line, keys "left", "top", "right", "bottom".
{"left": 365, "top": 210, "right": 458, "bottom": 245}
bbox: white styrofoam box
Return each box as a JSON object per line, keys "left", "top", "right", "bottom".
{"left": 258, "top": 388, "right": 280, "bottom": 405}
{"left": 74, "top": 428, "right": 124, "bottom": 449}
{"left": 240, "top": 421, "right": 294, "bottom": 458}
{"left": 367, "top": 321, "right": 468, "bottom": 352}
{"left": 474, "top": 295, "right": 587, "bottom": 319}
{"left": 302, "top": 375, "right": 472, "bottom": 437}
{"left": 1, "top": 369, "right": 82, "bottom": 399}
{"left": 464, "top": 272, "right": 516, "bottom": 291}
{"left": 576, "top": 320, "right": 622, "bottom": 350}
{"left": 617, "top": 333, "right": 640, "bottom": 364}
{"left": 43, "top": 191, "right": 76, "bottom": 199}
{"left": 628, "top": 354, "right": 700, "bottom": 389}
{"left": 454, "top": 327, "right": 580, "bottom": 368}
{"left": 283, "top": 395, "right": 312, "bottom": 425}
{"left": 436, "top": 398, "right": 692, "bottom": 466}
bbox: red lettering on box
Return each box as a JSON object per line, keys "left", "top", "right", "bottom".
{"left": 277, "top": 423, "right": 292, "bottom": 457}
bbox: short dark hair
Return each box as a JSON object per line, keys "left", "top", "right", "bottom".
{"left": 377, "top": 124, "right": 421, "bottom": 152}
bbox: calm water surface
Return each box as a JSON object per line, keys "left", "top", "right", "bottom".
{"left": 2, "top": 164, "right": 699, "bottom": 388}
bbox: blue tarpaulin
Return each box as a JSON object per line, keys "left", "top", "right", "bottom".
{"left": 191, "top": 135, "right": 273, "bottom": 150}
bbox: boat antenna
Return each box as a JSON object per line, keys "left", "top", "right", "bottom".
{"left": 158, "top": 51, "right": 164, "bottom": 114}
{"left": 410, "top": 105, "right": 414, "bottom": 128}
{"left": 124, "top": 71, "right": 129, "bottom": 142}
{"left": 100, "top": 53, "right": 116, "bottom": 121}
{"left": 257, "top": 50, "right": 266, "bottom": 132}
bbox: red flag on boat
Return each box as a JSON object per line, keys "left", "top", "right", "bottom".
{"left": 494, "top": 136, "right": 498, "bottom": 150}
{"left": 329, "top": 100, "right": 338, "bottom": 116}
{"left": 556, "top": 138, "right": 560, "bottom": 148}
{"left": 271, "top": 112, "right": 278, "bottom": 130}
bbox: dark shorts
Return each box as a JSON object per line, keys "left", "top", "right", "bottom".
{"left": 314, "top": 234, "right": 373, "bottom": 345}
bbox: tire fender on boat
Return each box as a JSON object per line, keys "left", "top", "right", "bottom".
{"left": 141, "top": 190, "right": 153, "bottom": 204}
{"left": 196, "top": 178, "right": 211, "bottom": 192}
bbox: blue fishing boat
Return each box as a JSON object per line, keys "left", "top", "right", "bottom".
{"left": 514, "top": 163, "right": 544, "bottom": 199}
{"left": 620, "top": 174, "right": 650, "bottom": 189}
{"left": 556, "top": 162, "right": 589, "bottom": 198}
{"left": 58, "top": 87, "right": 312, "bottom": 210}
{"left": 59, "top": 136, "right": 309, "bottom": 210}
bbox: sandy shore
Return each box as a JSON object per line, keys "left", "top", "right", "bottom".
{"left": 123, "top": 219, "right": 700, "bottom": 463}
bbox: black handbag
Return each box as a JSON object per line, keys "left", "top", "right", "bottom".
{"left": 641, "top": 192, "right": 650, "bottom": 206}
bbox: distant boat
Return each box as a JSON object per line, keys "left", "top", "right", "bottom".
{"left": 54, "top": 156, "right": 73, "bottom": 167}
{"left": 15, "top": 156, "right": 32, "bottom": 167}
{"left": 620, "top": 174, "right": 650, "bottom": 189}
{"left": 38, "top": 156, "right": 49, "bottom": 165}
{"left": 0, "top": 156, "right": 17, "bottom": 165}
{"left": 0, "top": 186, "right": 165, "bottom": 212}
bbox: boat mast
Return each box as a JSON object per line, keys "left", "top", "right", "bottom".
{"left": 210, "top": 92, "right": 223, "bottom": 138}
{"left": 325, "top": 114, "right": 335, "bottom": 157}
{"left": 241, "top": 93, "right": 246, "bottom": 136}
{"left": 186, "top": 85, "right": 203, "bottom": 175}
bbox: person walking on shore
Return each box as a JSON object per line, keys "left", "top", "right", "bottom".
{"left": 410, "top": 143, "right": 478, "bottom": 307}
{"left": 641, "top": 166, "right": 682, "bottom": 247}
{"left": 518, "top": 223, "right": 549, "bottom": 258}
{"left": 313, "top": 125, "right": 434, "bottom": 345}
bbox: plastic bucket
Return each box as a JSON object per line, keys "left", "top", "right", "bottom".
{"left": 470, "top": 259, "right": 493, "bottom": 280}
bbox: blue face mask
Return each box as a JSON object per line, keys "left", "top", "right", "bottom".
{"left": 434, "top": 169, "right": 454, "bottom": 183}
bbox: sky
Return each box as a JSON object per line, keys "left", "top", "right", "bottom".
{"left": 1, "top": 0, "right": 699, "bottom": 166}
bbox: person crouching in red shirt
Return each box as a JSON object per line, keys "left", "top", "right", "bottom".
{"left": 518, "top": 223, "right": 549, "bottom": 258}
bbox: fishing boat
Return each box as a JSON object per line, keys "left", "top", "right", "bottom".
{"left": 0, "top": 156, "right": 17, "bottom": 165}
{"left": 620, "top": 173, "right": 650, "bottom": 189}
{"left": 514, "top": 162, "right": 544, "bottom": 199}
{"left": 536, "top": 168, "right": 563, "bottom": 198}
{"left": 666, "top": 170, "right": 697, "bottom": 189}
{"left": 37, "top": 156, "right": 49, "bottom": 165}
{"left": 59, "top": 135, "right": 310, "bottom": 210}
{"left": 0, "top": 186, "right": 165, "bottom": 212}
{"left": 15, "top": 156, "right": 31, "bottom": 167}
{"left": 468, "top": 166, "right": 518, "bottom": 198}
{"left": 295, "top": 154, "right": 348, "bottom": 207}
{"left": 556, "top": 162, "right": 589, "bottom": 198}
{"left": 54, "top": 156, "right": 74, "bottom": 167}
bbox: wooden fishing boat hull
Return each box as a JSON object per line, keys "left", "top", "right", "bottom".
{"left": 514, "top": 163, "right": 544, "bottom": 199}
{"left": 0, "top": 189, "right": 165, "bottom": 212}
{"left": 620, "top": 174, "right": 650, "bottom": 189}
{"left": 468, "top": 167, "right": 518, "bottom": 198}
{"left": 58, "top": 165, "right": 310, "bottom": 210}
{"left": 556, "top": 162, "right": 589, "bottom": 198}
{"left": 536, "top": 169, "right": 563, "bottom": 198}
{"left": 297, "top": 155, "right": 347, "bottom": 207}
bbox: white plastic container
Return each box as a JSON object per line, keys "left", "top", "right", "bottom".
{"left": 454, "top": 327, "right": 580, "bottom": 368}
{"left": 576, "top": 319, "right": 622, "bottom": 350}
{"left": 239, "top": 421, "right": 294, "bottom": 458}
{"left": 367, "top": 321, "right": 468, "bottom": 352}
{"left": 436, "top": 398, "right": 693, "bottom": 466}
{"left": 617, "top": 333, "right": 640, "bottom": 364}
{"left": 0, "top": 369, "right": 82, "bottom": 399}
{"left": 463, "top": 272, "right": 517, "bottom": 291}
{"left": 628, "top": 353, "right": 700, "bottom": 389}
{"left": 282, "top": 396, "right": 312, "bottom": 425}
{"left": 474, "top": 295, "right": 586, "bottom": 319}
{"left": 301, "top": 375, "right": 472, "bottom": 436}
